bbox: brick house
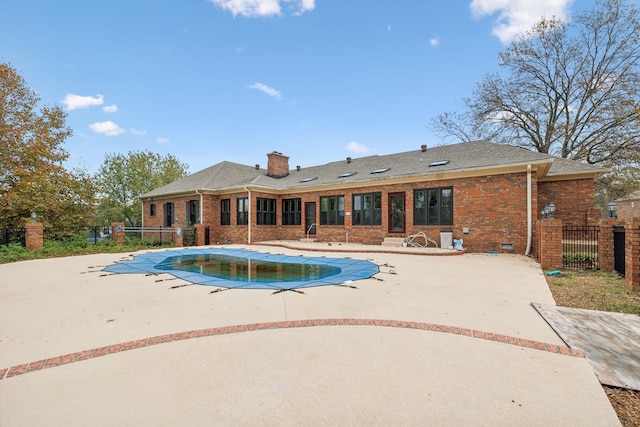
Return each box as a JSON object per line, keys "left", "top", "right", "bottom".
{"left": 140, "top": 140, "right": 605, "bottom": 254}
{"left": 615, "top": 190, "right": 640, "bottom": 220}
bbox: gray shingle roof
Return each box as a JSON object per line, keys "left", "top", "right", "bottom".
{"left": 140, "top": 140, "right": 606, "bottom": 199}
{"left": 617, "top": 190, "right": 640, "bottom": 201}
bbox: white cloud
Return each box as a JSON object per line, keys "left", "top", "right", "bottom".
{"left": 157, "top": 137, "right": 170, "bottom": 144}
{"left": 248, "top": 82, "right": 282, "bottom": 100}
{"left": 130, "top": 129, "right": 147, "bottom": 136}
{"left": 429, "top": 37, "right": 441, "bottom": 47}
{"left": 61, "top": 93, "right": 104, "bottom": 111}
{"left": 470, "top": 0, "right": 574, "bottom": 43}
{"left": 346, "top": 141, "right": 374, "bottom": 154}
{"left": 102, "top": 104, "right": 118, "bottom": 113}
{"left": 88, "top": 121, "right": 125, "bottom": 136}
{"left": 209, "top": 0, "right": 314, "bottom": 17}
{"left": 294, "top": 0, "right": 315, "bottom": 16}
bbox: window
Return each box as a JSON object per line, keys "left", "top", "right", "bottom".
{"left": 370, "top": 168, "right": 390, "bottom": 174}
{"left": 150, "top": 204, "right": 156, "bottom": 217}
{"left": 414, "top": 188, "right": 453, "bottom": 226}
{"left": 353, "top": 192, "right": 382, "bottom": 225}
{"left": 237, "top": 198, "right": 248, "bottom": 226}
{"left": 282, "top": 198, "right": 301, "bottom": 225}
{"left": 320, "top": 195, "right": 345, "bottom": 225}
{"left": 428, "top": 160, "right": 450, "bottom": 167}
{"left": 221, "top": 199, "right": 230, "bottom": 226}
{"left": 186, "top": 200, "right": 199, "bottom": 225}
{"left": 163, "top": 202, "right": 174, "bottom": 227}
{"left": 257, "top": 197, "right": 276, "bottom": 225}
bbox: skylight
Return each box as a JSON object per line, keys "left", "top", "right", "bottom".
{"left": 370, "top": 167, "right": 390, "bottom": 174}
{"left": 428, "top": 160, "right": 450, "bottom": 167}
{"left": 338, "top": 172, "right": 357, "bottom": 178}
{"left": 299, "top": 177, "right": 318, "bottom": 183}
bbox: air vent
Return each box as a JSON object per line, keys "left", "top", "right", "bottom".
{"left": 428, "top": 160, "right": 450, "bottom": 167}
{"left": 338, "top": 172, "right": 357, "bottom": 178}
{"left": 370, "top": 167, "right": 390, "bottom": 174}
{"left": 299, "top": 177, "right": 318, "bottom": 183}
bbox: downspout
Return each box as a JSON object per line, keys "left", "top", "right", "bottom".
{"left": 525, "top": 164, "right": 532, "bottom": 256}
{"left": 244, "top": 186, "right": 252, "bottom": 244}
{"left": 195, "top": 190, "right": 203, "bottom": 224}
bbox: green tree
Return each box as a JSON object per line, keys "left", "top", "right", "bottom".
{"left": 431, "top": 0, "right": 640, "bottom": 198}
{"left": 0, "top": 62, "right": 96, "bottom": 228}
{"left": 95, "top": 150, "right": 189, "bottom": 226}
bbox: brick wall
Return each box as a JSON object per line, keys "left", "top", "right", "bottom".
{"left": 143, "top": 195, "right": 203, "bottom": 228}
{"left": 142, "top": 171, "right": 597, "bottom": 253}
{"left": 538, "top": 179, "right": 596, "bottom": 225}
{"left": 616, "top": 200, "right": 640, "bottom": 221}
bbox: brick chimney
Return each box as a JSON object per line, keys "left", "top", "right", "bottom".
{"left": 267, "top": 151, "right": 290, "bottom": 178}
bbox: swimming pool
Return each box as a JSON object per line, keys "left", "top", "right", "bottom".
{"left": 103, "top": 247, "right": 379, "bottom": 290}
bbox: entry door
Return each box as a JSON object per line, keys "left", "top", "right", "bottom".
{"left": 305, "top": 202, "right": 316, "bottom": 235}
{"left": 388, "top": 193, "right": 405, "bottom": 233}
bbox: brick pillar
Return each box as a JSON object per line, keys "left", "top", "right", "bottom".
{"left": 25, "top": 222, "right": 44, "bottom": 252}
{"left": 194, "top": 224, "right": 206, "bottom": 246}
{"left": 598, "top": 219, "right": 616, "bottom": 273}
{"left": 586, "top": 207, "right": 602, "bottom": 226}
{"left": 625, "top": 220, "right": 640, "bottom": 292}
{"left": 112, "top": 222, "right": 125, "bottom": 245}
{"left": 173, "top": 226, "right": 183, "bottom": 247}
{"left": 537, "top": 219, "right": 563, "bottom": 270}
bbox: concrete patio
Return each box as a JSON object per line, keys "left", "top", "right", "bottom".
{"left": 0, "top": 245, "right": 621, "bottom": 426}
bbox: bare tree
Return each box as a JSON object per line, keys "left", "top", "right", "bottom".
{"left": 431, "top": 0, "right": 640, "bottom": 170}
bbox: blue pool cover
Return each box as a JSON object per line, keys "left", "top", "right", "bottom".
{"left": 102, "top": 247, "right": 379, "bottom": 290}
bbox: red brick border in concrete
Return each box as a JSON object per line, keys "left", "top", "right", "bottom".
{"left": 0, "top": 318, "right": 584, "bottom": 381}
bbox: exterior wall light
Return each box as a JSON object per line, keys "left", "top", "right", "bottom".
{"left": 31, "top": 212, "right": 37, "bottom": 223}
{"left": 608, "top": 201, "right": 616, "bottom": 218}
{"left": 541, "top": 202, "right": 555, "bottom": 219}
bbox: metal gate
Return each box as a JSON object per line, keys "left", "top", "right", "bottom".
{"left": 613, "top": 226, "right": 625, "bottom": 276}
{"left": 562, "top": 225, "right": 599, "bottom": 270}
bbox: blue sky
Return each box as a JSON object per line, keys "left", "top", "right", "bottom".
{"left": 1, "top": 0, "right": 593, "bottom": 175}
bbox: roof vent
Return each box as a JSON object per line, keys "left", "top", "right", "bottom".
{"left": 296, "top": 165, "right": 301, "bottom": 171}
{"left": 346, "top": 157, "right": 352, "bottom": 163}
{"left": 255, "top": 164, "right": 260, "bottom": 170}
{"left": 421, "top": 144, "right": 427, "bottom": 152}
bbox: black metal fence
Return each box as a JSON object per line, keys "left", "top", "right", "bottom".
{"left": 124, "top": 227, "right": 174, "bottom": 246}
{"left": 1, "top": 228, "right": 26, "bottom": 247}
{"left": 562, "top": 225, "right": 600, "bottom": 270}
{"left": 44, "top": 226, "right": 112, "bottom": 244}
